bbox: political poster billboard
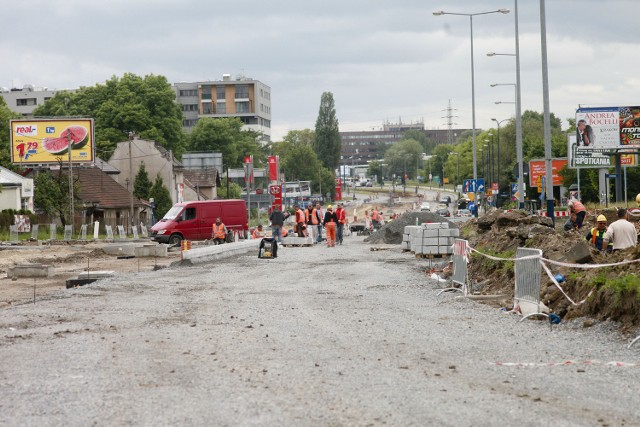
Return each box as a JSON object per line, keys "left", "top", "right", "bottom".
{"left": 10, "top": 118, "right": 95, "bottom": 166}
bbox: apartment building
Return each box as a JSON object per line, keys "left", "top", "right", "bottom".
{"left": 174, "top": 74, "right": 271, "bottom": 143}
{"left": 0, "top": 85, "right": 75, "bottom": 117}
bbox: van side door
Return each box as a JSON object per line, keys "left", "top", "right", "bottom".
{"left": 180, "top": 207, "right": 199, "bottom": 241}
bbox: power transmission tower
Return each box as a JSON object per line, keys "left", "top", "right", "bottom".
{"left": 441, "top": 99, "right": 458, "bottom": 145}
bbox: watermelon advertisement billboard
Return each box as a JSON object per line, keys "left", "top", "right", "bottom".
{"left": 10, "top": 118, "right": 95, "bottom": 166}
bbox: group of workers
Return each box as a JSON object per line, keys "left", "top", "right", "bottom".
{"left": 565, "top": 200, "right": 638, "bottom": 252}
{"left": 292, "top": 202, "right": 347, "bottom": 247}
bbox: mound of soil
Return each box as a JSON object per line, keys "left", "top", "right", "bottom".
{"left": 462, "top": 209, "right": 640, "bottom": 328}
{"left": 365, "top": 211, "right": 456, "bottom": 244}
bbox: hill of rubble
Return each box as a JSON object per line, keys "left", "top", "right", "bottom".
{"left": 460, "top": 209, "right": 640, "bottom": 329}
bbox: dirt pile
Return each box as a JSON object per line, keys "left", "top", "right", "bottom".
{"left": 462, "top": 209, "right": 640, "bottom": 328}
{"left": 365, "top": 211, "right": 456, "bottom": 244}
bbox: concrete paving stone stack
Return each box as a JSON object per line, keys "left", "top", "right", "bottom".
{"left": 402, "top": 225, "right": 420, "bottom": 250}
{"left": 406, "top": 223, "right": 459, "bottom": 255}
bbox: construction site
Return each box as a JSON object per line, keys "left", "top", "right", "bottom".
{"left": 1, "top": 190, "right": 639, "bottom": 425}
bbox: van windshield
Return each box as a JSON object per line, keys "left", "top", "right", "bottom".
{"left": 162, "top": 206, "right": 183, "bottom": 221}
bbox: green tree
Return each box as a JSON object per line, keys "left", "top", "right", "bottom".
{"left": 217, "top": 181, "right": 243, "bottom": 199}
{"left": 0, "top": 97, "right": 19, "bottom": 168}
{"left": 367, "top": 160, "right": 383, "bottom": 184}
{"left": 149, "top": 174, "right": 173, "bottom": 220}
{"left": 384, "top": 138, "right": 424, "bottom": 178}
{"left": 133, "top": 162, "right": 152, "bottom": 200}
{"left": 403, "top": 129, "right": 436, "bottom": 155}
{"left": 188, "top": 117, "right": 263, "bottom": 168}
{"left": 313, "top": 92, "right": 341, "bottom": 170}
{"left": 274, "top": 131, "right": 335, "bottom": 197}
{"left": 33, "top": 73, "right": 186, "bottom": 158}
{"left": 33, "top": 169, "right": 80, "bottom": 226}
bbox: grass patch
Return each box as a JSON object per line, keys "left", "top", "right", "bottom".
{"left": 471, "top": 248, "right": 516, "bottom": 277}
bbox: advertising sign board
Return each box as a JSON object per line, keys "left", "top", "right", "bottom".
{"left": 529, "top": 159, "right": 568, "bottom": 187}
{"left": 10, "top": 118, "right": 95, "bottom": 165}
{"left": 570, "top": 106, "right": 640, "bottom": 168}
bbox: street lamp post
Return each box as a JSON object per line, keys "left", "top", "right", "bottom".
{"left": 451, "top": 152, "right": 460, "bottom": 191}
{"left": 492, "top": 118, "right": 508, "bottom": 207}
{"left": 434, "top": 7, "right": 510, "bottom": 217}
{"left": 487, "top": 0, "right": 524, "bottom": 209}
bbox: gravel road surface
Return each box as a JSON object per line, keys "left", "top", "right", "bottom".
{"left": 1, "top": 237, "right": 638, "bottom": 426}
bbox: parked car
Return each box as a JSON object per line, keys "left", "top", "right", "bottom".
{"left": 436, "top": 208, "right": 451, "bottom": 218}
{"left": 456, "top": 209, "right": 472, "bottom": 218}
{"left": 439, "top": 196, "right": 451, "bottom": 206}
{"left": 150, "top": 199, "right": 248, "bottom": 246}
{"left": 420, "top": 202, "right": 431, "bottom": 212}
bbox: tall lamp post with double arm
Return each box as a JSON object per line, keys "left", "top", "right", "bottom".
{"left": 487, "top": 0, "right": 524, "bottom": 209}
{"left": 433, "top": 7, "right": 510, "bottom": 216}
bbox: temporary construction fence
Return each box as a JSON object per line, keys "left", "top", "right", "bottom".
{"left": 445, "top": 240, "right": 640, "bottom": 347}
{"left": 514, "top": 248, "right": 548, "bottom": 322}
{"left": 437, "top": 239, "right": 470, "bottom": 296}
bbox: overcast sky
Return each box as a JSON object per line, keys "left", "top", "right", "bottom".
{"left": 2, "top": 0, "right": 637, "bottom": 141}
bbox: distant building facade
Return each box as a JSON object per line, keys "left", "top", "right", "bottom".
{"left": 107, "top": 137, "right": 186, "bottom": 205}
{"left": 340, "top": 121, "right": 470, "bottom": 165}
{"left": 0, "top": 86, "right": 75, "bottom": 117}
{"left": 174, "top": 74, "right": 271, "bottom": 143}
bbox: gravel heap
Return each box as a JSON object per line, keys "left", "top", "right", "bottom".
{"left": 365, "top": 211, "right": 456, "bottom": 244}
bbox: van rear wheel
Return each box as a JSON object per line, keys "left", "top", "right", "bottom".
{"left": 169, "top": 234, "right": 183, "bottom": 247}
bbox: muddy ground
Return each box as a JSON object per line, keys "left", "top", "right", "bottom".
{"left": 0, "top": 241, "right": 179, "bottom": 307}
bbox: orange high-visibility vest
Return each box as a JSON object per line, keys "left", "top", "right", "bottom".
{"left": 371, "top": 210, "right": 378, "bottom": 221}
{"left": 337, "top": 208, "right": 346, "bottom": 224}
{"left": 212, "top": 223, "right": 226, "bottom": 239}
{"left": 295, "top": 209, "right": 305, "bottom": 223}
{"left": 311, "top": 208, "right": 319, "bottom": 225}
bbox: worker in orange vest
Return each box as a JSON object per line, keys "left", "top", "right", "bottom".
{"left": 371, "top": 208, "right": 380, "bottom": 230}
{"left": 211, "top": 217, "right": 228, "bottom": 245}
{"left": 294, "top": 205, "right": 306, "bottom": 237}
{"left": 335, "top": 203, "right": 347, "bottom": 245}
{"left": 305, "top": 203, "right": 316, "bottom": 240}
{"left": 323, "top": 205, "right": 339, "bottom": 247}
{"left": 252, "top": 224, "right": 266, "bottom": 239}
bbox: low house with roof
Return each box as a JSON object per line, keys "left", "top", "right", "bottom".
{"left": 0, "top": 166, "right": 34, "bottom": 212}
{"left": 71, "top": 163, "right": 148, "bottom": 230}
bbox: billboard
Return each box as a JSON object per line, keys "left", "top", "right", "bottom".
{"left": 10, "top": 119, "right": 95, "bottom": 165}
{"left": 568, "top": 133, "right": 613, "bottom": 168}
{"left": 528, "top": 159, "right": 568, "bottom": 187}
{"left": 573, "top": 106, "right": 640, "bottom": 152}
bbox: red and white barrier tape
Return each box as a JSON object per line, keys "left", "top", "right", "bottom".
{"left": 467, "top": 246, "right": 640, "bottom": 306}
{"left": 495, "top": 360, "right": 640, "bottom": 367}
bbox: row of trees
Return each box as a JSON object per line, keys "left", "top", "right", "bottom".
{"left": 0, "top": 74, "right": 343, "bottom": 222}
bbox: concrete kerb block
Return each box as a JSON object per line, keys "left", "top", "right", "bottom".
{"left": 180, "top": 240, "right": 261, "bottom": 265}
{"left": 102, "top": 244, "right": 137, "bottom": 257}
{"left": 8, "top": 264, "right": 54, "bottom": 279}
{"left": 134, "top": 244, "right": 168, "bottom": 257}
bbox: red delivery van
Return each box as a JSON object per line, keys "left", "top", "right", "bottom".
{"left": 150, "top": 199, "right": 248, "bottom": 246}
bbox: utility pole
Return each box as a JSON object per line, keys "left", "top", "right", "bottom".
{"left": 128, "top": 132, "right": 134, "bottom": 230}
{"left": 67, "top": 129, "right": 74, "bottom": 231}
